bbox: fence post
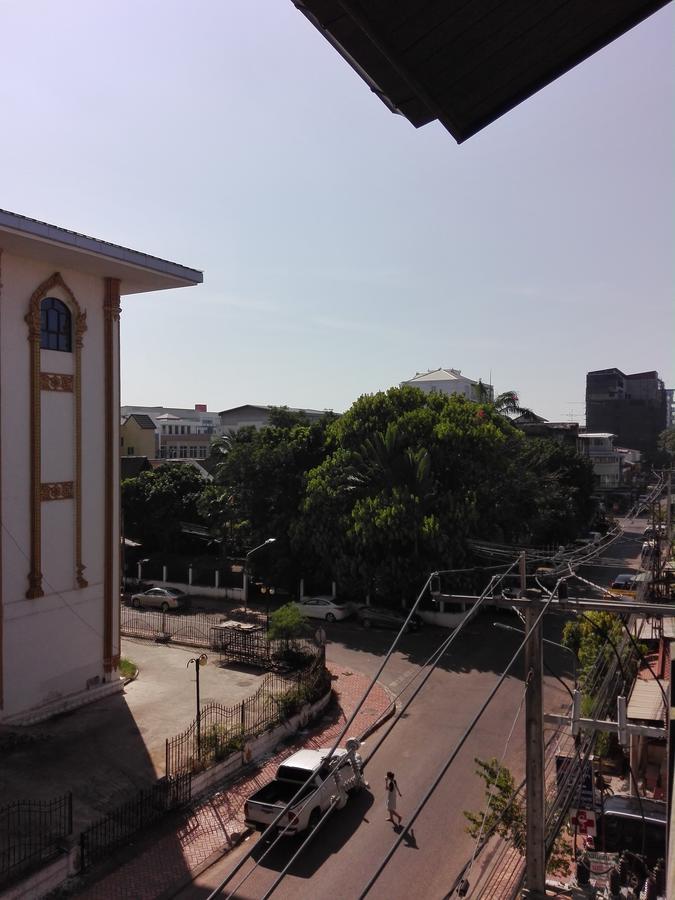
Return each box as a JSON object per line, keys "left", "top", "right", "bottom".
{"left": 67, "top": 791, "right": 73, "bottom": 836}
{"left": 137, "top": 561, "right": 142, "bottom": 581}
{"left": 188, "top": 565, "right": 193, "bottom": 586}
{"left": 166, "top": 738, "right": 170, "bottom": 777}
{"left": 215, "top": 570, "right": 220, "bottom": 589}
{"left": 241, "top": 699, "right": 245, "bottom": 734}
{"left": 162, "top": 564, "right": 168, "bottom": 583}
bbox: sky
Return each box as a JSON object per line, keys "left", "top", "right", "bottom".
{"left": 0, "top": 1, "right": 672, "bottom": 423}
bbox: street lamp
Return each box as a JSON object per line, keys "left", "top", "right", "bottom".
{"left": 243, "top": 538, "right": 276, "bottom": 612}
{"left": 187, "top": 653, "right": 208, "bottom": 758}
{"left": 493, "top": 621, "right": 577, "bottom": 690}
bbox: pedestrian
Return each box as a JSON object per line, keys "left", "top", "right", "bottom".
{"left": 385, "top": 771, "right": 402, "bottom": 826}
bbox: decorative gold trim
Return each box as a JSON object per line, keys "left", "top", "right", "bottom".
{"left": 25, "top": 272, "right": 87, "bottom": 597}
{"left": 103, "top": 278, "right": 121, "bottom": 672}
{"left": 40, "top": 373, "right": 74, "bottom": 392}
{"left": 40, "top": 481, "right": 74, "bottom": 501}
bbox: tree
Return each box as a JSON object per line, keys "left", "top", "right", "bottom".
{"left": 122, "top": 464, "right": 206, "bottom": 553}
{"left": 476, "top": 380, "right": 534, "bottom": 418}
{"left": 267, "top": 602, "right": 308, "bottom": 642}
{"left": 302, "top": 387, "right": 518, "bottom": 599}
{"left": 203, "top": 413, "right": 335, "bottom": 589}
{"left": 464, "top": 757, "right": 569, "bottom": 875}
{"left": 658, "top": 427, "right": 675, "bottom": 459}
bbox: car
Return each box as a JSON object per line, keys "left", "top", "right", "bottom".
{"left": 610, "top": 574, "right": 636, "bottom": 591}
{"left": 295, "top": 596, "right": 354, "bottom": 622}
{"left": 356, "top": 605, "right": 423, "bottom": 632}
{"left": 130, "top": 587, "right": 191, "bottom": 612}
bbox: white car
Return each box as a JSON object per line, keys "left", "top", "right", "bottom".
{"left": 295, "top": 596, "right": 354, "bottom": 622}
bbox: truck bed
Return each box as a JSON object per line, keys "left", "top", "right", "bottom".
{"left": 247, "top": 780, "right": 316, "bottom": 809}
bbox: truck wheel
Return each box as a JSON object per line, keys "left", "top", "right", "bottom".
{"left": 308, "top": 808, "right": 321, "bottom": 830}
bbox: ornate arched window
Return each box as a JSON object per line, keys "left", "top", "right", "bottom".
{"left": 40, "top": 297, "right": 72, "bottom": 351}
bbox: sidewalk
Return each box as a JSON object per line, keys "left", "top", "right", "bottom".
{"left": 75, "top": 665, "right": 392, "bottom": 900}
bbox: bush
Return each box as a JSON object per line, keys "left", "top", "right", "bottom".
{"left": 201, "top": 725, "right": 245, "bottom": 762}
{"left": 268, "top": 603, "right": 308, "bottom": 642}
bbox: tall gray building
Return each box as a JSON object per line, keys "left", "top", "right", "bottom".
{"left": 585, "top": 368, "right": 667, "bottom": 457}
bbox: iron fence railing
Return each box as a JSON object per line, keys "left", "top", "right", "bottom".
{"left": 79, "top": 774, "right": 191, "bottom": 870}
{"left": 0, "top": 793, "right": 72, "bottom": 888}
{"left": 121, "top": 606, "right": 226, "bottom": 648}
{"left": 165, "top": 655, "right": 330, "bottom": 777}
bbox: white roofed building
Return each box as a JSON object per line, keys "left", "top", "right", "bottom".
{"left": 401, "top": 368, "right": 492, "bottom": 402}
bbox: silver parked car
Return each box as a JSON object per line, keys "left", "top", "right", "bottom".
{"left": 130, "top": 587, "right": 190, "bottom": 612}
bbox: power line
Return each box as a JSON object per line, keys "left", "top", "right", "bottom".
{"left": 357, "top": 596, "right": 554, "bottom": 899}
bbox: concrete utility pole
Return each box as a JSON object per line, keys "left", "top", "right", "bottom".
{"left": 522, "top": 551, "right": 546, "bottom": 895}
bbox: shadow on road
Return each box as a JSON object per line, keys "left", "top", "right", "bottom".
{"left": 250, "top": 788, "right": 375, "bottom": 878}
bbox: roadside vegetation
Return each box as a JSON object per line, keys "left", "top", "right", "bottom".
{"left": 118, "top": 657, "right": 137, "bottom": 679}
{"left": 122, "top": 387, "right": 596, "bottom": 601}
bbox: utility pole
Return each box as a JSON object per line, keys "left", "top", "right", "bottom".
{"left": 522, "top": 552, "right": 546, "bottom": 895}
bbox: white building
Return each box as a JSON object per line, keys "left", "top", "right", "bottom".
{"left": 218, "top": 404, "right": 331, "bottom": 432}
{"left": 401, "top": 368, "right": 492, "bottom": 401}
{"left": 0, "top": 210, "right": 201, "bottom": 723}
{"left": 577, "top": 433, "right": 622, "bottom": 489}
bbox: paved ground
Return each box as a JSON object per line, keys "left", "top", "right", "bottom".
{"left": 0, "top": 638, "right": 266, "bottom": 831}
{"left": 74, "top": 664, "right": 391, "bottom": 899}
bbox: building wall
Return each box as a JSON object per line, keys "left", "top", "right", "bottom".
{"left": 402, "top": 378, "right": 483, "bottom": 400}
{"left": 0, "top": 250, "right": 118, "bottom": 720}
{"left": 121, "top": 418, "right": 155, "bottom": 458}
{"left": 586, "top": 369, "right": 667, "bottom": 456}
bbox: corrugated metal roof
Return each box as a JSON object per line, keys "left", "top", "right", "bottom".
{"left": 663, "top": 617, "right": 675, "bottom": 639}
{"left": 627, "top": 678, "right": 668, "bottom": 721}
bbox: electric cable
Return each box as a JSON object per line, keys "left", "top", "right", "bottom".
{"left": 1, "top": 521, "right": 106, "bottom": 641}
{"left": 215, "top": 560, "right": 521, "bottom": 899}
{"left": 356, "top": 596, "right": 554, "bottom": 899}
{"left": 463, "top": 676, "right": 530, "bottom": 886}
{"left": 207, "top": 568, "right": 453, "bottom": 899}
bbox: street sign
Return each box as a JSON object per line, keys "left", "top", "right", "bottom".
{"left": 570, "top": 807, "right": 597, "bottom": 837}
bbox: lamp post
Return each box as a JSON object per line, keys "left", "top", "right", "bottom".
{"left": 493, "top": 621, "right": 577, "bottom": 689}
{"left": 243, "top": 538, "right": 276, "bottom": 612}
{"left": 187, "top": 653, "right": 208, "bottom": 758}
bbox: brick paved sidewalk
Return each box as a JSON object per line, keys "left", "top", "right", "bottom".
{"left": 76, "top": 665, "right": 392, "bottom": 900}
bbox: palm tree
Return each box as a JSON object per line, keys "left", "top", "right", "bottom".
{"left": 476, "top": 380, "right": 534, "bottom": 418}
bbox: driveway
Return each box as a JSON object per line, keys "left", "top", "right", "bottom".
{"left": 0, "top": 639, "right": 266, "bottom": 832}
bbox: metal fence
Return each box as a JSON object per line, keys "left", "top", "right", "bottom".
{"left": 79, "top": 774, "right": 191, "bottom": 870}
{"left": 121, "top": 606, "right": 227, "bottom": 648}
{"left": 166, "top": 655, "right": 330, "bottom": 777}
{"left": 0, "top": 793, "right": 72, "bottom": 888}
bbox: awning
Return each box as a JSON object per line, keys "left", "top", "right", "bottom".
{"left": 627, "top": 678, "right": 668, "bottom": 722}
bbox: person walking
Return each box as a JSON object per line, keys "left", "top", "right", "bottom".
{"left": 385, "top": 771, "right": 402, "bottom": 826}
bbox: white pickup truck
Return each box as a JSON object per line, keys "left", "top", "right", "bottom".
{"left": 244, "top": 744, "right": 366, "bottom": 836}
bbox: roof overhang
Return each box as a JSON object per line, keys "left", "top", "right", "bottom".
{"left": 0, "top": 209, "right": 203, "bottom": 295}
{"left": 292, "top": 0, "right": 670, "bottom": 142}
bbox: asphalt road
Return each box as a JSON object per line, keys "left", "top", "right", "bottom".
{"left": 173, "top": 516, "right": 647, "bottom": 899}
{"left": 174, "top": 610, "right": 574, "bottom": 900}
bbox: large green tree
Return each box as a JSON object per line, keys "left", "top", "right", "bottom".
{"left": 301, "top": 387, "right": 519, "bottom": 599}
{"left": 203, "top": 408, "right": 336, "bottom": 588}
{"left": 122, "top": 464, "right": 206, "bottom": 553}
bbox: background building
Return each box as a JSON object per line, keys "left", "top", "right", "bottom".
{"left": 401, "top": 368, "right": 492, "bottom": 401}
{"left": 120, "top": 404, "right": 217, "bottom": 460}
{"left": 218, "top": 404, "right": 330, "bottom": 432}
{"left": 0, "top": 210, "right": 201, "bottom": 723}
{"left": 585, "top": 368, "right": 667, "bottom": 457}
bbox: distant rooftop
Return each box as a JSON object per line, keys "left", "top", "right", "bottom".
{"left": 405, "top": 368, "right": 479, "bottom": 385}
{"left": 0, "top": 209, "right": 202, "bottom": 295}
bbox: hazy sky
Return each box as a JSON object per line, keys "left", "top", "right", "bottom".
{"left": 1, "top": 1, "right": 672, "bottom": 422}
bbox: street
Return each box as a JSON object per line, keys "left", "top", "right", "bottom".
{"left": 174, "top": 610, "right": 574, "bottom": 900}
